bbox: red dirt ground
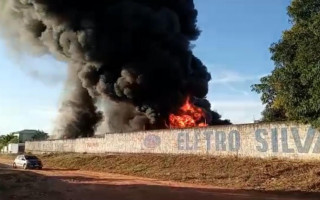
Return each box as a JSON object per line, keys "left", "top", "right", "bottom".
{"left": 0, "top": 158, "right": 319, "bottom": 200}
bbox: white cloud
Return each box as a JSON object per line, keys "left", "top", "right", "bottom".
{"left": 210, "top": 70, "right": 265, "bottom": 84}
{"left": 222, "top": 83, "right": 250, "bottom": 96}
{"left": 204, "top": 64, "right": 265, "bottom": 123}
{"left": 211, "top": 100, "right": 264, "bottom": 124}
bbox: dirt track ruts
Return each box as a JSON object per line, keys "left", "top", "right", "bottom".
{"left": 0, "top": 159, "right": 319, "bottom": 200}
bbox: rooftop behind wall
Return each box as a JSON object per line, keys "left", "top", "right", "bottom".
{"left": 26, "top": 123, "right": 320, "bottom": 160}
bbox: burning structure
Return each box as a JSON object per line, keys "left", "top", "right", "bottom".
{"left": 0, "top": 0, "right": 230, "bottom": 138}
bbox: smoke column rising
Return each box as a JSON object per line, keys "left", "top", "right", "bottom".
{"left": 0, "top": 0, "right": 230, "bottom": 138}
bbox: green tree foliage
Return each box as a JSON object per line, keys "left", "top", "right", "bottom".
{"left": 0, "top": 136, "right": 4, "bottom": 151}
{"left": 8, "top": 137, "right": 19, "bottom": 144}
{"left": 252, "top": 0, "right": 320, "bottom": 127}
{"left": 0, "top": 133, "right": 18, "bottom": 150}
{"left": 31, "top": 131, "right": 49, "bottom": 141}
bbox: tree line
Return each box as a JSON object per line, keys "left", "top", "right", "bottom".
{"left": 0, "top": 131, "right": 48, "bottom": 151}
{"left": 252, "top": 0, "right": 320, "bottom": 127}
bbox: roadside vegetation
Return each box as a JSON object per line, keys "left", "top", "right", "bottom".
{"left": 0, "top": 134, "right": 18, "bottom": 151}
{"left": 252, "top": 0, "right": 320, "bottom": 128}
{"left": 0, "top": 131, "right": 49, "bottom": 152}
{"left": 1, "top": 153, "right": 319, "bottom": 192}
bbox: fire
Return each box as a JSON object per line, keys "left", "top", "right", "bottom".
{"left": 169, "top": 96, "right": 208, "bottom": 129}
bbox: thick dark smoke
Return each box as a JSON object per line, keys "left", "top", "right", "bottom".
{"left": 0, "top": 0, "right": 230, "bottom": 138}
{"left": 54, "top": 64, "right": 103, "bottom": 138}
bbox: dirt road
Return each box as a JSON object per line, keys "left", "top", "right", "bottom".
{"left": 0, "top": 160, "right": 319, "bottom": 200}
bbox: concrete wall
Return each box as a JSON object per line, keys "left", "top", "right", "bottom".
{"left": 26, "top": 123, "right": 320, "bottom": 160}
{"left": 1, "top": 146, "right": 8, "bottom": 153}
{"left": 0, "top": 143, "right": 24, "bottom": 154}
{"left": 8, "top": 144, "right": 19, "bottom": 154}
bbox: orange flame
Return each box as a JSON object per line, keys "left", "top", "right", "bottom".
{"left": 169, "top": 97, "right": 208, "bottom": 129}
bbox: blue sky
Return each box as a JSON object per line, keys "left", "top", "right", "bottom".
{"left": 0, "top": 0, "right": 292, "bottom": 134}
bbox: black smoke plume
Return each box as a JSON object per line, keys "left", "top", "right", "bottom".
{"left": 0, "top": 0, "right": 230, "bottom": 138}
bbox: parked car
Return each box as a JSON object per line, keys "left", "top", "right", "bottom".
{"left": 13, "top": 155, "right": 43, "bottom": 170}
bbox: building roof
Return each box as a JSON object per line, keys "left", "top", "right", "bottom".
{"left": 15, "top": 130, "right": 41, "bottom": 135}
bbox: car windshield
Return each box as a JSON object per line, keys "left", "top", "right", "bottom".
{"left": 25, "top": 156, "right": 38, "bottom": 160}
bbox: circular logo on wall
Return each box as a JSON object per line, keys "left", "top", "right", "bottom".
{"left": 144, "top": 134, "right": 161, "bottom": 149}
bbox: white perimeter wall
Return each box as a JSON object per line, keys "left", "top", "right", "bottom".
{"left": 26, "top": 123, "right": 320, "bottom": 160}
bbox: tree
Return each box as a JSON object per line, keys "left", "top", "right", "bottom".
{"left": 0, "top": 135, "right": 4, "bottom": 151}
{"left": 8, "top": 137, "right": 19, "bottom": 144}
{"left": 31, "top": 131, "right": 49, "bottom": 141}
{"left": 0, "top": 133, "right": 18, "bottom": 150}
{"left": 252, "top": 0, "right": 320, "bottom": 127}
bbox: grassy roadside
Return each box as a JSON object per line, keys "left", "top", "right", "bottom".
{"left": 1, "top": 153, "right": 320, "bottom": 192}
{"left": 0, "top": 154, "right": 16, "bottom": 160}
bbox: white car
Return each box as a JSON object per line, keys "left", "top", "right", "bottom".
{"left": 13, "top": 155, "right": 43, "bottom": 170}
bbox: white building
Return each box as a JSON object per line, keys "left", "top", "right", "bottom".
{"left": 1, "top": 143, "right": 25, "bottom": 154}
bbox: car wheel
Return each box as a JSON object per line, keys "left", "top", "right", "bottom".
{"left": 23, "top": 164, "right": 27, "bottom": 170}
{"left": 13, "top": 163, "right": 17, "bottom": 169}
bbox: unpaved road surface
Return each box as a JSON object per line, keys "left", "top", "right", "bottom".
{"left": 0, "top": 159, "right": 319, "bottom": 200}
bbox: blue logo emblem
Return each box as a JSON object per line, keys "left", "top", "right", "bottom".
{"left": 144, "top": 135, "right": 161, "bottom": 149}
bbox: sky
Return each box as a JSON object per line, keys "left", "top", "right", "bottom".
{"left": 0, "top": 0, "right": 292, "bottom": 134}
